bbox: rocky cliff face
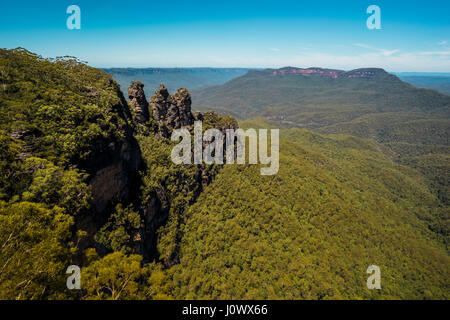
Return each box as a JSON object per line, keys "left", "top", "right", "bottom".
{"left": 128, "top": 82, "right": 238, "bottom": 264}
{"left": 128, "top": 81, "right": 150, "bottom": 123}
{"left": 150, "top": 84, "right": 194, "bottom": 137}
{"left": 1, "top": 48, "right": 238, "bottom": 269}
{"left": 79, "top": 85, "right": 142, "bottom": 214}
{"left": 77, "top": 81, "right": 236, "bottom": 262}
{"left": 75, "top": 85, "right": 143, "bottom": 258}
{"left": 265, "top": 67, "right": 392, "bottom": 79}
{"left": 86, "top": 135, "right": 141, "bottom": 214}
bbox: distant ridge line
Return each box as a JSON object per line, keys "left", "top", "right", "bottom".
{"left": 251, "top": 67, "right": 391, "bottom": 79}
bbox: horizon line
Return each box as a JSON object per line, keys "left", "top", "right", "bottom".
{"left": 97, "top": 66, "right": 450, "bottom": 74}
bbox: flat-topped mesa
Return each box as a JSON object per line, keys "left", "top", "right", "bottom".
{"left": 344, "top": 68, "right": 390, "bottom": 78}
{"left": 128, "top": 81, "right": 150, "bottom": 123}
{"left": 271, "top": 67, "right": 344, "bottom": 78}
{"left": 150, "top": 84, "right": 194, "bottom": 138}
{"left": 265, "top": 67, "right": 390, "bottom": 79}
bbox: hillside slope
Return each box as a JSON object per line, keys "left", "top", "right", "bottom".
{"left": 192, "top": 67, "right": 450, "bottom": 122}
{"left": 192, "top": 67, "right": 450, "bottom": 204}
{"left": 0, "top": 51, "right": 448, "bottom": 300}
{"left": 0, "top": 48, "right": 237, "bottom": 299}
{"left": 397, "top": 75, "right": 450, "bottom": 95}
{"left": 168, "top": 129, "right": 449, "bottom": 299}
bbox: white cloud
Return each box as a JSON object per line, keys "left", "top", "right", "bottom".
{"left": 90, "top": 43, "right": 450, "bottom": 71}
{"left": 354, "top": 43, "right": 371, "bottom": 49}
{"left": 355, "top": 43, "right": 399, "bottom": 56}
{"left": 380, "top": 49, "right": 400, "bottom": 57}
{"left": 420, "top": 51, "right": 450, "bottom": 55}
{"left": 204, "top": 51, "right": 450, "bottom": 72}
{"left": 269, "top": 48, "right": 280, "bottom": 52}
{"left": 438, "top": 40, "right": 448, "bottom": 45}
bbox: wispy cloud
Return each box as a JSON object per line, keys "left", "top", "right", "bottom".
{"left": 354, "top": 43, "right": 372, "bottom": 50}
{"left": 380, "top": 49, "right": 400, "bottom": 56}
{"left": 438, "top": 40, "right": 448, "bottom": 45}
{"left": 269, "top": 48, "right": 280, "bottom": 52}
{"left": 354, "top": 43, "right": 399, "bottom": 56}
{"left": 206, "top": 50, "right": 450, "bottom": 72}
{"left": 420, "top": 51, "right": 450, "bottom": 55}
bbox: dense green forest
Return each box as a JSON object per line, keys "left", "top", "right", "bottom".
{"left": 192, "top": 68, "right": 450, "bottom": 209}
{"left": 169, "top": 128, "right": 449, "bottom": 299}
{"left": 192, "top": 67, "right": 450, "bottom": 122}
{"left": 0, "top": 49, "right": 448, "bottom": 300}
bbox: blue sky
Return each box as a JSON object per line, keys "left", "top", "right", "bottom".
{"left": 1, "top": 0, "right": 449, "bottom": 71}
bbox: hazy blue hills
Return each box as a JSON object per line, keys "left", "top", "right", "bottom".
{"left": 103, "top": 67, "right": 249, "bottom": 98}
{"left": 1, "top": 49, "right": 449, "bottom": 300}
{"left": 395, "top": 74, "right": 450, "bottom": 95}
{"left": 101, "top": 65, "right": 449, "bottom": 205}
{"left": 191, "top": 67, "right": 450, "bottom": 205}
{"left": 102, "top": 67, "right": 450, "bottom": 100}
{"left": 395, "top": 72, "right": 450, "bottom": 77}
{"left": 191, "top": 67, "right": 450, "bottom": 121}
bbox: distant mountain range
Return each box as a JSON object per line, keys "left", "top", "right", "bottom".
{"left": 192, "top": 67, "right": 449, "bottom": 120}
{"left": 102, "top": 67, "right": 249, "bottom": 98}
{"left": 395, "top": 74, "right": 450, "bottom": 95}
{"left": 104, "top": 65, "right": 450, "bottom": 204}
{"left": 192, "top": 66, "right": 450, "bottom": 204}
{"left": 1, "top": 49, "right": 449, "bottom": 300}
{"left": 103, "top": 67, "right": 450, "bottom": 97}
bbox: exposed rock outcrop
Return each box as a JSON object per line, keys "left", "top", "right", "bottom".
{"left": 135, "top": 84, "right": 238, "bottom": 264}
{"left": 74, "top": 83, "right": 143, "bottom": 260}
{"left": 172, "top": 88, "right": 194, "bottom": 127}
{"left": 150, "top": 84, "right": 194, "bottom": 137}
{"left": 77, "top": 85, "right": 142, "bottom": 214}
{"left": 86, "top": 136, "right": 141, "bottom": 213}
{"left": 128, "top": 81, "right": 150, "bottom": 123}
{"left": 77, "top": 82, "right": 238, "bottom": 263}
{"left": 265, "top": 67, "right": 392, "bottom": 79}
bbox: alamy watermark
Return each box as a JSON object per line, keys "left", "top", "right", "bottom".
{"left": 66, "top": 5, "right": 81, "bottom": 30}
{"left": 171, "top": 121, "right": 280, "bottom": 176}
{"left": 366, "top": 265, "right": 381, "bottom": 290}
{"left": 66, "top": 5, "right": 381, "bottom": 31}
{"left": 66, "top": 265, "right": 81, "bottom": 290}
{"left": 367, "top": 5, "right": 381, "bottom": 30}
